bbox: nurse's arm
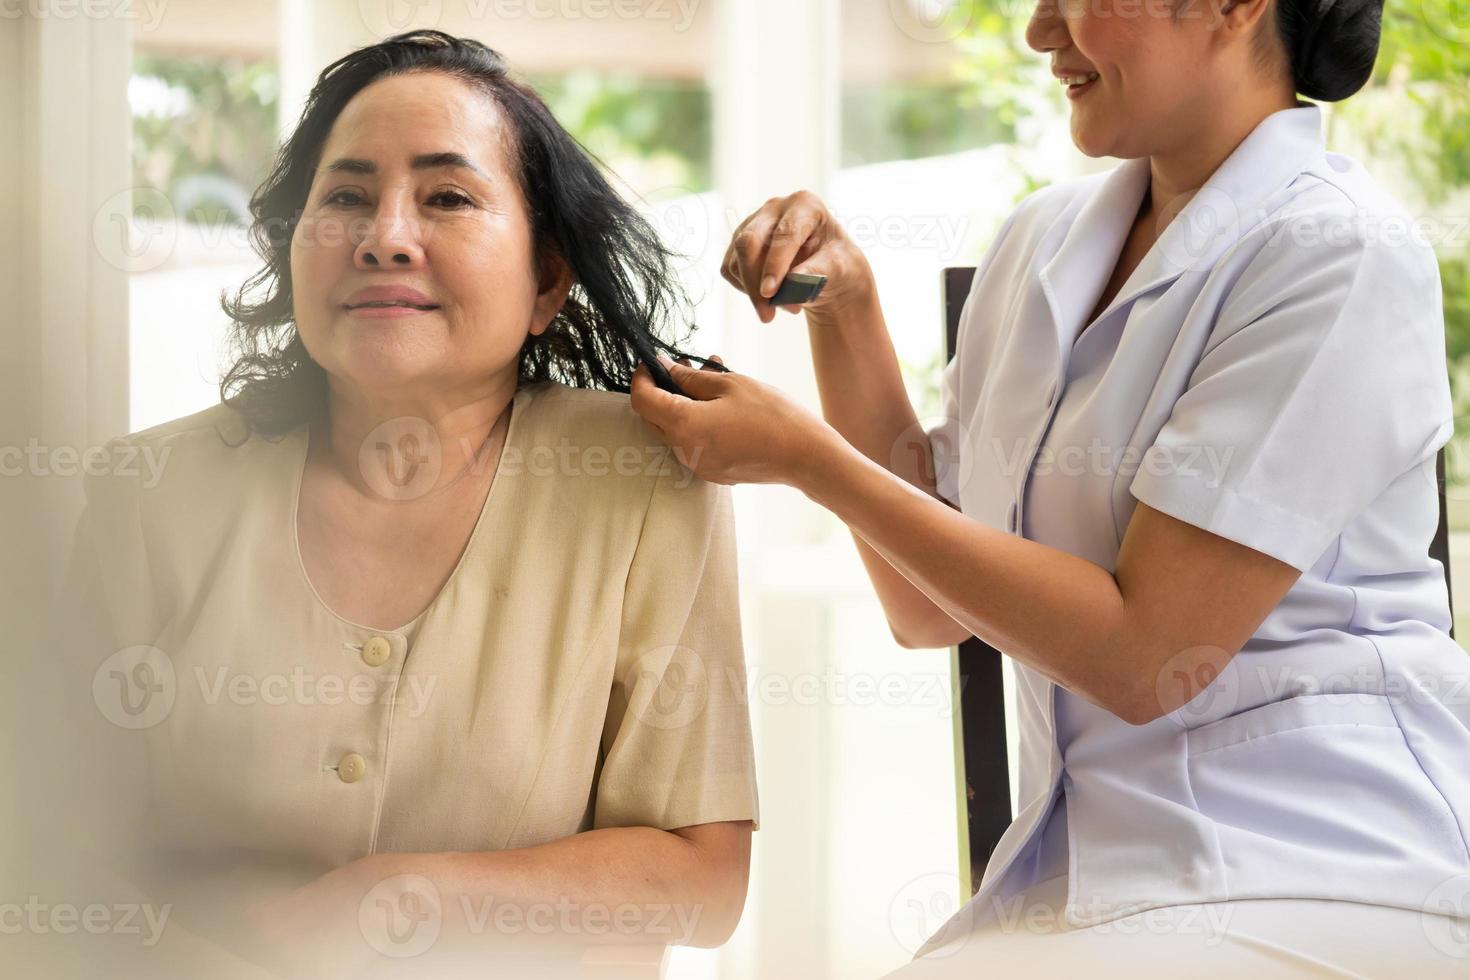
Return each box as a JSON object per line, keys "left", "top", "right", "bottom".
{"left": 353, "top": 818, "right": 752, "bottom": 950}
{"left": 794, "top": 430, "right": 1302, "bottom": 725}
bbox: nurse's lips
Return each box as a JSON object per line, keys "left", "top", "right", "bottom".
{"left": 1053, "top": 65, "right": 1100, "bottom": 100}
{"left": 342, "top": 284, "right": 441, "bottom": 318}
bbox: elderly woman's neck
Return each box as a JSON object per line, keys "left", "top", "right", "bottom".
{"left": 316, "top": 379, "right": 517, "bottom": 499}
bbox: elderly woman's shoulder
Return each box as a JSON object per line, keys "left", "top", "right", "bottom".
{"left": 87, "top": 401, "right": 291, "bottom": 510}
{"left": 527, "top": 380, "right": 666, "bottom": 446}
{"left": 119, "top": 401, "right": 255, "bottom": 450}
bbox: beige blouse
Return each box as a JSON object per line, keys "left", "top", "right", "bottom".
{"left": 63, "top": 380, "right": 760, "bottom": 895}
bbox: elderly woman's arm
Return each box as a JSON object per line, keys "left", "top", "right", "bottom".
{"left": 363, "top": 819, "right": 750, "bottom": 946}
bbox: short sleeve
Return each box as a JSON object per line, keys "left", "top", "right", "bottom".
{"left": 594, "top": 451, "right": 760, "bottom": 832}
{"left": 1129, "top": 223, "right": 1452, "bottom": 572}
{"left": 931, "top": 352, "right": 964, "bottom": 508}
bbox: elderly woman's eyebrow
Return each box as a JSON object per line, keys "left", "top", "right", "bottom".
{"left": 321, "top": 152, "right": 489, "bottom": 179}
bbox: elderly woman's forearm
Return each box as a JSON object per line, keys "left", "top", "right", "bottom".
{"left": 362, "top": 824, "right": 747, "bottom": 950}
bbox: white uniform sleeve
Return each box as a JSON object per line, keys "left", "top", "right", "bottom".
{"left": 932, "top": 351, "right": 965, "bottom": 507}
{"left": 1129, "top": 223, "right": 1452, "bottom": 572}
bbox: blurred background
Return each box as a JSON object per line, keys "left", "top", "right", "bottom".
{"left": 4, "top": 1, "right": 1469, "bottom": 977}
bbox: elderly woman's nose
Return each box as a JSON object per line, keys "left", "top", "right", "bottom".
{"left": 353, "top": 199, "right": 428, "bottom": 267}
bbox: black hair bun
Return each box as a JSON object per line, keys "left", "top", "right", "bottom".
{"left": 1283, "top": 0, "right": 1385, "bottom": 102}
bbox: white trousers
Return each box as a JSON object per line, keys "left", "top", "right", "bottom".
{"left": 880, "top": 873, "right": 1470, "bottom": 979}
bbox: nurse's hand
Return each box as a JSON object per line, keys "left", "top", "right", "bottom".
{"left": 629, "top": 354, "right": 836, "bottom": 487}
{"left": 722, "top": 190, "right": 876, "bottom": 324}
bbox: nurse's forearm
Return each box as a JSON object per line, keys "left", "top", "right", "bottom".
{"left": 361, "top": 824, "right": 743, "bottom": 951}
{"left": 794, "top": 426, "right": 1145, "bottom": 719}
{"left": 804, "top": 293, "right": 972, "bottom": 648}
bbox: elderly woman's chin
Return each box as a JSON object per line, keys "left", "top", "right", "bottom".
{"left": 309, "top": 313, "right": 460, "bottom": 389}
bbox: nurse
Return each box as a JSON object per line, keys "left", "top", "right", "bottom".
{"left": 630, "top": 0, "right": 1470, "bottom": 973}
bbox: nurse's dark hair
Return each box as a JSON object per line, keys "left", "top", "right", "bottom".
{"left": 1256, "top": 0, "right": 1384, "bottom": 101}
{"left": 219, "top": 29, "right": 713, "bottom": 438}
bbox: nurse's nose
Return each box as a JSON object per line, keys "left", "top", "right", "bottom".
{"left": 354, "top": 195, "right": 427, "bottom": 269}
{"left": 1025, "top": 0, "right": 1070, "bottom": 54}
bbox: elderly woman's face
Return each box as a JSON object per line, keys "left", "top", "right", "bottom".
{"left": 290, "top": 71, "right": 565, "bottom": 395}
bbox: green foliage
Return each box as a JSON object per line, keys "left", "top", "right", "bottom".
{"left": 525, "top": 71, "right": 712, "bottom": 193}
{"left": 131, "top": 53, "right": 280, "bottom": 224}
{"left": 1371, "top": 1, "right": 1470, "bottom": 197}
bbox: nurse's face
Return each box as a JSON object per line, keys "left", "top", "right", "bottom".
{"left": 1024, "top": 0, "right": 1254, "bottom": 159}
{"left": 290, "top": 71, "right": 565, "bottom": 396}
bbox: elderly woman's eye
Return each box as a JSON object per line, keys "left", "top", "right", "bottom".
{"left": 323, "top": 188, "right": 365, "bottom": 207}
{"left": 429, "top": 190, "right": 473, "bottom": 209}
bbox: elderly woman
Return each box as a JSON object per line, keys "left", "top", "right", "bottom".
{"left": 55, "top": 30, "right": 756, "bottom": 980}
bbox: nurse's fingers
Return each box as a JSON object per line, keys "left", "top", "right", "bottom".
{"left": 758, "top": 196, "right": 825, "bottom": 303}
{"left": 725, "top": 199, "right": 787, "bottom": 323}
{"left": 628, "top": 362, "right": 682, "bottom": 430}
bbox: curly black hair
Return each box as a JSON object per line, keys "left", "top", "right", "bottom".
{"left": 219, "top": 29, "right": 720, "bottom": 438}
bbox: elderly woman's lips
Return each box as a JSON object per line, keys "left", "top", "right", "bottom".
{"left": 343, "top": 303, "right": 440, "bottom": 318}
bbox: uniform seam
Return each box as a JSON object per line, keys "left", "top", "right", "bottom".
{"left": 1363, "top": 632, "right": 1470, "bottom": 863}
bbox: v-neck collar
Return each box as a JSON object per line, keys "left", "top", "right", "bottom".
{"left": 285, "top": 381, "right": 539, "bottom": 636}
{"left": 1038, "top": 101, "right": 1325, "bottom": 364}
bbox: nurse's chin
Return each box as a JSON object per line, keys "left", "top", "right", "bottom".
{"left": 1067, "top": 120, "right": 1136, "bottom": 161}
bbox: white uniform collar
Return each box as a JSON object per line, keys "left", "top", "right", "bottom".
{"left": 1039, "top": 101, "right": 1325, "bottom": 356}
